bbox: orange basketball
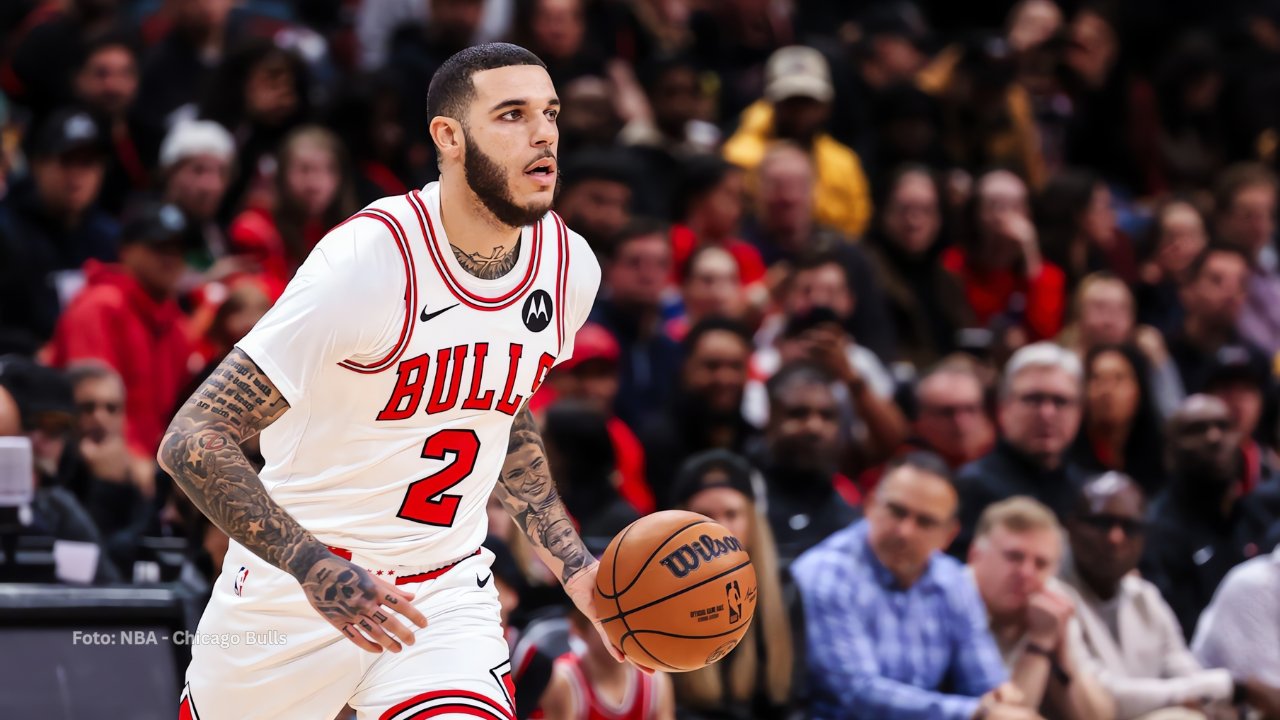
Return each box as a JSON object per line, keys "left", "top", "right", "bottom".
{"left": 594, "top": 510, "right": 757, "bottom": 672}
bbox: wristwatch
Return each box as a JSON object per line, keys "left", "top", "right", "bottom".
{"left": 1025, "top": 642, "right": 1072, "bottom": 686}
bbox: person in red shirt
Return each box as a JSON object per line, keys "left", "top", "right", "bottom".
{"left": 48, "top": 200, "right": 196, "bottom": 457}
{"left": 943, "top": 168, "right": 1067, "bottom": 342}
{"left": 533, "top": 322, "right": 655, "bottom": 515}
{"left": 536, "top": 605, "right": 675, "bottom": 720}
{"left": 670, "top": 155, "right": 766, "bottom": 287}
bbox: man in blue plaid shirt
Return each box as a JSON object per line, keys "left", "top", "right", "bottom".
{"left": 792, "top": 452, "right": 1035, "bottom": 720}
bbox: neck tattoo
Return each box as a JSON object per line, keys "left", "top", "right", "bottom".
{"left": 450, "top": 237, "right": 521, "bottom": 280}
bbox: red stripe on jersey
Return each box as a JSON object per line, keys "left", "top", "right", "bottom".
{"left": 553, "top": 212, "right": 569, "bottom": 354}
{"left": 380, "top": 690, "right": 515, "bottom": 720}
{"left": 178, "top": 696, "right": 193, "bottom": 720}
{"left": 336, "top": 210, "right": 417, "bottom": 374}
{"left": 408, "top": 189, "right": 542, "bottom": 310}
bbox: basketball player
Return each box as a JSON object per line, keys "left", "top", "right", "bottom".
{"left": 158, "top": 43, "right": 637, "bottom": 719}
{"left": 537, "top": 608, "right": 675, "bottom": 720}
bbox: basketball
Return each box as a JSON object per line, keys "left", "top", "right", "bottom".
{"left": 594, "top": 510, "right": 757, "bottom": 672}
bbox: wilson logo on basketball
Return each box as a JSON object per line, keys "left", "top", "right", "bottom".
{"left": 658, "top": 534, "right": 743, "bottom": 579}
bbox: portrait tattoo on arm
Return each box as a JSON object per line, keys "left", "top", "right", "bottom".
{"left": 493, "top": 407, "right": 593, "bottom": 583}
{"left": 157, "top": 349, "right": 330, "bottom": 580}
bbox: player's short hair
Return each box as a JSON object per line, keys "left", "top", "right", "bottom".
{"left": 427, "top": 43, "right": 547, "bottom": 123}
{"left": 974, "top": 496, "right": 1061, "bottom": 541}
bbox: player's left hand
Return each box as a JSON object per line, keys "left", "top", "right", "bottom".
{"left": 562, "top": 561, "right": 657, "bottom": 676}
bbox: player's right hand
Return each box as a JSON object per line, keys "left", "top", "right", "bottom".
{"left": 298, "top": 555, "right": 428, "bottom": 654}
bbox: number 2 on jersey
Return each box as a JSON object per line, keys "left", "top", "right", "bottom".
{"left": 397, "top": 429, "right": 479, "bottom": 526}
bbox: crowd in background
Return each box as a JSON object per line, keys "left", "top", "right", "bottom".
{"left": 4, "top": 0, "right": 1280, "bottom": 718}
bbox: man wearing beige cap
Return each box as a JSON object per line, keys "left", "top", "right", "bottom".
{"left": 723, "top": 45, "right": 873, "bottom": 239}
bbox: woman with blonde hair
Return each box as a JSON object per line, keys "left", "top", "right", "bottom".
{"left": 669, "top": 449, "right": 806, "bottom": 720}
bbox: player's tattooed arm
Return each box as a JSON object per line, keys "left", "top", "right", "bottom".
{"left": 157, "top": 349, "right": 330, "bottom": 579}
{"left": 493, "top": 406, "right": 594, "bottom": 584}
{"left": 450, "top": 237, "right": 521, "bottom": 280}
{"left": 159, "top": 351, "right": 425, "bottom": 652}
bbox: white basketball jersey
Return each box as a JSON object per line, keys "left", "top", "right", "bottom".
{"left": 236, "top": 182, "right": 600, "bottom": 568}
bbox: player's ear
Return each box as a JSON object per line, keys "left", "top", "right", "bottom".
{"left": 429, "top": 117, "right": 463, "bottom": 161}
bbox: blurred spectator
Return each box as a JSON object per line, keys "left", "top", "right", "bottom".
{"left": 556, "top": 74, "right": 624, "bottom": 156}
{"left": 512, "top": 0, "right": 605, "bottom": 88}
{"left": 2, "top": 0, "right": 122, "bottom": 119}
{"left": 1070, "top": 344, "right": 1167, "bottom": 496}
{"left": 665, "top": 246, "right": 748, "bottom": 342}
{"left": 1192, "top": 546, "right": 1280, "bottom": 711}
{"left": 388, "top": 0, "right": 485, "bottom": 156}
{"left": 1061, "top": 472, "right": 1277, "bottom": 720}
{"left": 670, "top": 155, "right": 766, "bottom": 287}
{"left": 541, "top": 401, "right": 638, "bottom": 540}
{"left": 537, "top": 605, "right": 676, "bottom": 720}
{"left": 1143, "top": 394, "right": 1280, "bottom": 639}
{"left": 723, "top": 46, "right": 874, "bottom": 239}
{"left": 156, "top": 119, "right": 236, "bottom": 271}
{"left": 756, "top": 362, "right": 861, "bottom": 561}
{"left": 1214, "top": 163, "right": 1280, "bottom": 355}
{"left": 670, "top": 450, "right": 806, "bottom": 720}
{"left": 47, "top": 200, "right": 195, "bottom": 456}
{"left": 229, "top": 125, "right": 358, "bottom": 298}
{"left": 358, "top": 0, "right": 510, "bottom": 71}
{"left": 792, "top": 453, "right": 1020, "bottom": 720}
{"left": 911, "top": 361, "right": 996, "bottom": 470}
{"left": 641, "top": 318, "right": 757, "bottom": 508}
{"left": 918, "top": 34, "right": 1046, "bottom": 187}
{"left": 944, "top": 168, "right": 1067, "bottom": 343}
{"left": 1060, "top": 4, "right": 1164, "bottom": 197}
{"left": 1058, "top": 273, "right": 1184, "bottom": 419}
{"left": 1156, "top": 34, "right": 1227, "bottom": 193}
{"left": 537, "top": 322, "right": 653, "bottom": 515}
{"left": 73, "top": 31, "right": 149, "bottom": 216}
{"left": 589, "top": 218, "right": 681, "bottom": 431}
{"left": 829, "top": 4, "right": 932, "bottom": 177}
{"left": 865, "top": 165, "right": 972, "bottom": 369}
{"left": 1135, "top": 198, "right": 1208, "bottom": 334}
{"left": 741, "top": 144, "right": 897, "bottom": 362}
{"left": 553, "top": 149, "right": 635, "bottom": 250}
{"left": 1204, "top": 344, "right": 1276, "bottom": 497}
{"left": 0, "top": 356, "right": 120, "bottom": 583}
{"left": 133, "top": 0, "right": 237, "bottom": 136}
{"left": 199, "top": 39, "right": 310, "bottom": 218}
{"left": 968, "top": 497, "right": 1115, "bottom": 720}
{"left": 67, "top": 361, "right": 154, "bottom": 576}
{"left": 0, "top": 107, "right": 118, "bottom": 351}
{"left": 1167, "top": 245, "right": 1267, "bottom": 394}
{"left": 692, "top": 0, "right": 791, "bottom": 122}
{"left": 619, "top": 54, "right": 720, "bottom": 159}
{"left": 955, "top": 342, "right": 1087, "bottom": 556}
{"left": 326, "top": 71, "right": 417, "bottom": 205}
{"left": 1037, "top": 168, "right": 1136, "bottom": 289}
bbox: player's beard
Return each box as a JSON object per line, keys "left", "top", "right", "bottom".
{"left": 462, "top": 128, "right": 557, "bottom": 229}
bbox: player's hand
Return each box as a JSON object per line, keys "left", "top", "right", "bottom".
{"left": 562, "top": 561, "right": 657, "bottom": 676}
{"left": 298, "top": 554, "right": 428, "bottom": 654}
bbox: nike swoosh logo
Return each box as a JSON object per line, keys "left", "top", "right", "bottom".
{"left": 420, "top": 303, "right": 459, "bottom": 323}
{"left": 477, "top": 573, "right": 492, "bottom": 588}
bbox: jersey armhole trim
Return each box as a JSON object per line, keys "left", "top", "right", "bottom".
{"left": 410, "top": 188, "right": 543, "bottom": 310}
{"left": 553, "top": 211, "right": 569, "bottom": 354}
{"left": 337, "top": 209, "right": 417, "bottom": 374}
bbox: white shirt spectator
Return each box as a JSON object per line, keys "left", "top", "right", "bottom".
{"left": 1192, "top": 547, "right": 1280, "bottom": 687}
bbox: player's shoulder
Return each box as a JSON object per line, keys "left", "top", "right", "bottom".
{"left": 551, "top": 213, "right": 601, "bottom": 282}
{"left": 314, "top": 196, "right": 418, "bottom": 268}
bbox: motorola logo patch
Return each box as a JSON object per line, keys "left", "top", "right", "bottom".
{"left": 522, "top": 290, "right": 553, "bottom": 332}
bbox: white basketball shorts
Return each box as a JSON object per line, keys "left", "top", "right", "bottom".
{"left": 179, "top": 540, "right": 515, "bottom": 720}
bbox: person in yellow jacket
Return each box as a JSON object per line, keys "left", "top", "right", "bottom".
{"left": 723, "top": 45, "right": 874, "bottom": 240}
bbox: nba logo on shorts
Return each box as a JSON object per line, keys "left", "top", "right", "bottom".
{"left": 234, "top": 566, "right": 249, "bottom": 596}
